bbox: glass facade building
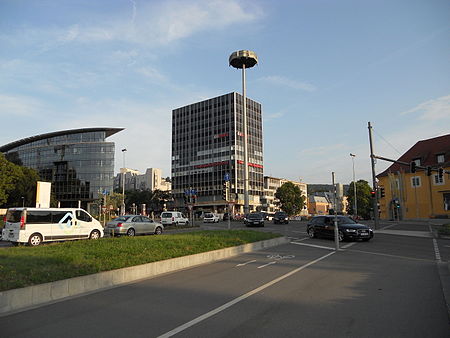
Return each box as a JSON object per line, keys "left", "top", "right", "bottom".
{"left": 172, "top": 92, "right": 263, "bottom": 213}
{"left": 0, "top": 128, "right": 123, "bottom": 208}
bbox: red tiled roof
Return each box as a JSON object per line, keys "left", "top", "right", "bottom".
{"left": 377, "top": 134, "right": 450, "bottom": 177}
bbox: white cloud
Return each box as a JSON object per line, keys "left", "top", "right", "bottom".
{"left": 25, "top": 0, "right": 264, "bottom": 47}
{"left": 401, "top": 94, "right": 450, "bottom": 121}
{"left": 0, "top": 94, "right": 44, "bottom": 117}
{"left": 259, "top": 75, "right": 317, "bottom": 92}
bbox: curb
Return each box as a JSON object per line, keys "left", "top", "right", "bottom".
{"left": 0, "top": 236, "right": 289, "bottom": 316}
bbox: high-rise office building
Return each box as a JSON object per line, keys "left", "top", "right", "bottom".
{"left": 171, "top": 92, "right": 263, "bottom": 213}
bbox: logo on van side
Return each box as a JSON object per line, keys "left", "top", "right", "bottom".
{"left": 58, "top": 212, "right": 74, "bottom": 231}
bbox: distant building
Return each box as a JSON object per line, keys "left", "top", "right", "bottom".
{"left": 171, "top": 92, "right": 263, "bottom": 213}
{"left": 114, "top": 168, "right": 171, "bottom": 192}
{"left": 377, "top": 134, "right": 450, "bottom": 220}
{"left": 0, "top": 127, "right": 123, "bottom": 209}
{"left": 261, "top": 176, "right": 308, "bottom": 215}
{"left": 308, "top": 196, "right": 331, "bottom": 215}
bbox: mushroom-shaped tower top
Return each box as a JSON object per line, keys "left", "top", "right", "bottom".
{"left": 229, "top": 50, "right": 258, "bottom": 69}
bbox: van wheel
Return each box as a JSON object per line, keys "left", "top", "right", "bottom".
{"left": 155, "top": 227, "right": 162, "bottom": 235}
{"left": 127, "top": 228, "right": 135, "bottom": 236}
{"left": 28, "top": 233, "right": 42, "bottom": 246}
{"left": 89, "top": 230, "right": 101, "bottom": 240}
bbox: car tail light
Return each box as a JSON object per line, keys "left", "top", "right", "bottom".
{"left": 117, "top": 223, "right": 123, "bottom": 227}
{"left": 172, "top": 217, "right": 174, "bottom": 221}
{"left": 20, "top": 216, "right": 25, "bottom": 229}
{"left": 2, "top": 215, "right": 6, "bottom": 223}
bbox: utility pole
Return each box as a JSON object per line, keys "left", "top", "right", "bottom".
{"left": 368, "top": 122, "right": 380, "bottom": 229}
{"left": 332, "top": 172, "right": 339, "bottom": 251}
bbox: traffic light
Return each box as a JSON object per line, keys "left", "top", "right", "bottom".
{"left": 410, "top": 161, "right": 416, "bottom": 173}
{"left": 192, "top": 195, "right": 197, "bottom": 204}
{"left": 222, "top": 182, "right": 229, "bottom": 201}
{"left": 426, "top": 166, "right": 432, "bottom": 176}
{"left": 438, "top": 167, "right": 444, "bottom": 179}
{"left": 370, "top": 190, "right": 376, "bottom": 198}
{"left": 183, "top": 195, "right": 188, "bottom": 204}
{"left": 380, "top": 187, "right": 385, "bottom": 198}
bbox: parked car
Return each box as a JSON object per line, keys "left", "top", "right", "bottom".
{"left": 203, "top": 213, "right": 220, "bottom": 223}
{"left": 160, "top": 211, "right": 189, "bottom": 226}
{"left": 1, "top": 207, "right": 103, "bottom": 246}
{"left": 306, "top": 215, "right": 373, "bottom": 242}
{"left": 273, "top": 211, "right": 289, "bottom": 224}
{"left": 222, "top": 212, "right": 233, "bottom": 221}
{"left": 105, "top": 215, "right": 163, "bottom": 236}
{"left": 244, "top": 213, "right": 265, "bottom": 227}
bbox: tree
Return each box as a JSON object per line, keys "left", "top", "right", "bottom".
{"left": 0, "top": 154, "right": 41, "bottom": 207}
{"left": 346, "top": 180, "right": 373, "bottom": 219}
{"left": 275, "top": 182, "right": 305, "bottom": 216}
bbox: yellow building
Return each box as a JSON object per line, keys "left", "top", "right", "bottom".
{"left": 377, "top": 134, "right": 450, "bottom": 220}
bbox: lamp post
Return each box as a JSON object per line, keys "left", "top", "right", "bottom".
{"left": 21, "top": 196, "right": 24, "bottom": 208}
{"left": 229, "top": 50, "right": 258, "bottom": 215}
{"left": 350, "top": 153, "right": 357, "bottom": 218}
{"left": 121, "top": 148, "right": 127, "bottom": 215}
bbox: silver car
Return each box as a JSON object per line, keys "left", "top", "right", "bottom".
{"left": 105, "top": 215, "right": 164, "bottom": 237}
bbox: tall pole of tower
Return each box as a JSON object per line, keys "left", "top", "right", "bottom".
{"left": 229, "top": 50, "right": 258, "bottom": 215}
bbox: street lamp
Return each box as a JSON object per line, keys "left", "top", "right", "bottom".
{"left": 229, "top": 50, "right": 258, "bottom": 215}
{"left": 121, "top": 148, "right": 127, "bottom": 215}
{"left": 21, "top": 196, "right": 24, "bottom": 207}
{"left": 350, "top": 153, "right": 357, "bottom": 218}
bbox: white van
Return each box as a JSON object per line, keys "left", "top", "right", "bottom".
{"left": 2, "top": 207, "right": 104, "bottom": 246}
{"left": 160, "top": 211, "right": 189, "bottom": 226}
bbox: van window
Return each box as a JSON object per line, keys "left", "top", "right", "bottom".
{"left": 27, "top": 211, "right": 52, "bottom": 224}
{"left": 51, "top": 211, "right": 72, "bottom": 223}
{"left": 6, "top": 210, "right": 22, "bottom": 223}
{"left": 76, "top": 210, "right": 92, "bottom": 222}
{"left": 161, "top": 213, "right": 171, "bottom": 218}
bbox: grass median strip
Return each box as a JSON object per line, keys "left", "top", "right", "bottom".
{"left": 0, "top": 230, "right": 280, "bottom": 291}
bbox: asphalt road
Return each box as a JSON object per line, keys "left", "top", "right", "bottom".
{"left": 1, "top": 220, "right": 449, "bottom": 337}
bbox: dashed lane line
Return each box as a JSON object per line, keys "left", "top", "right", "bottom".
{"left": 157, "top": 251, "right": 335, "bottom": 338}
{"left": 236, "top": 260, "right": 257, "bottom": 267}
{"left": 433, "top": 239, "right": 442, "bottom": 262}
{"left": 257, "top": 261, "right": 277, "bottom": 269}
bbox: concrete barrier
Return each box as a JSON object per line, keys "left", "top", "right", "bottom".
{"left": 0, "top": 236, "right": 289, "bottom": 315}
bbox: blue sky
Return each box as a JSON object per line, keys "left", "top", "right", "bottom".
{"left": 1, "top": 0, "right": 449, "bottom": 185}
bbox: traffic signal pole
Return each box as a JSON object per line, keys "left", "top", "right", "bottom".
{"left": 368, "top": 122, "right": 380, "bottom": 230}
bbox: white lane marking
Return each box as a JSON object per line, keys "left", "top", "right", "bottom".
{"left": 291, "top": 230, "right": 308, "bottom": 234}
{"left": 290, "top": 242, "right": 335, "bottom": 250}
{"left": 292, "top": 237, "right": 310, "bottom": 242}
{"left": 380, "top": 223, "right": 396, "bottom": 230}
{"left": 341, "top": 242, "right": 357, "bottom": 249}
{"left": 432, "top": 239, "right": 442, "bottom": 262}
{"left": 445, "top": 245, "right": 450, "bottom": 248}
{"left": 257, "top": 261, "right": 277, "bottom": 269}
{"left": 347, "top": 249, "right": 434, "bottom": 262}
{"left": 236, "top": 260, "right": 257, "bottom": 267}
{"left": 157, "top": 251, "right": 335, "bottom": 338}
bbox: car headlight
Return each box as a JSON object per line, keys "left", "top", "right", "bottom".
{"left": 345, "top": 229, "right": 357, "bottom": 232}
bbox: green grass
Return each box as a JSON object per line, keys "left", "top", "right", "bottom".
{"left": 0, "top": 230, "right": 280, "bottom": 291}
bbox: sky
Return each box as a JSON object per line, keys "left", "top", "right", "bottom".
{"left": 0, "top": 0, "right": 449, "bottom": 185}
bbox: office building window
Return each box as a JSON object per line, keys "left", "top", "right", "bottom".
{"left": 437, "top": 154, "right": 445, "bottom": 163}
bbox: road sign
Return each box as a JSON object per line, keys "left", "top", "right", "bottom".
{"left": 224, "top": 173, "right": 230, "bottom": 182}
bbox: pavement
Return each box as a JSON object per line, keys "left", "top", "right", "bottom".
{"left": 1, "top": 219, "right": 449, "bottom": 337}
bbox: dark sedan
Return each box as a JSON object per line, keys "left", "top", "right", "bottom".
{"left": 244, "top": 213, "right": 265, "bottom": 227}
{"left": 273, "top": 211, "right": 289, "bottom": 224}
{"left": 307, "top": 215, "right": 373, "bottom": 242}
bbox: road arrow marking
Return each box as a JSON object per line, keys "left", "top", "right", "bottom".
{"left": 236, "top": 260, "right": 256, "bottom": 267}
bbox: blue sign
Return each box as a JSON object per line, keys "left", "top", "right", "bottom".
{"left": 224, "top": 173, "right": 230, "bottom": 182}
{"left": 184, "top": 189, "right": 197, "bottom": 195}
